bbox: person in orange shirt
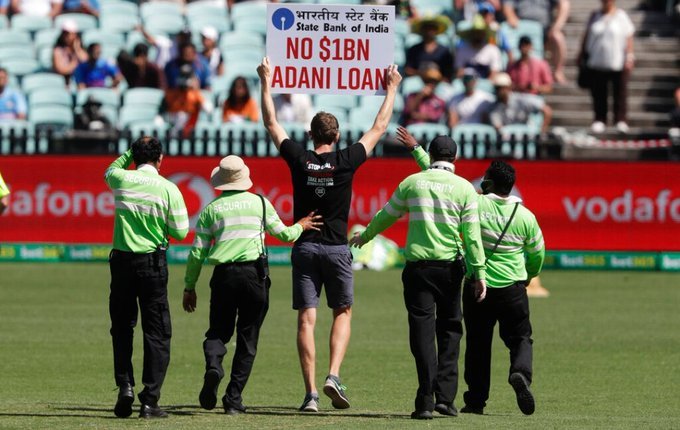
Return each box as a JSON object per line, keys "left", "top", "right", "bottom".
{"left": 163, "top": 64, "right": 213, "bottom": 137}
{"left": 222, "top": 77, "right": 259, "bottom": 123}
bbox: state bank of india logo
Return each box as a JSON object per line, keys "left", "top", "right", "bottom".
{"left": 168, "top": 173, "right": 216, "bottom": 229}
{"left": 272, "top": 8, "right": 295, "bottom": 30}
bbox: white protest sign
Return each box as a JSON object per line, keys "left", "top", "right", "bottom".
{"left": 266, "top": 3, "right": 395, "bottom": 95}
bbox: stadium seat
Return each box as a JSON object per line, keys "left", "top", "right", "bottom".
{"left": 452, "top": 123, "right": 497, "bottom": 159}
{"left": 476, "top": 78, "right": 495, "bottom": 94}
{"left": 435, "top": 81, "right": 459, "bottom": 101}
{"left": 401, "top": 76, "right": 424, "bottom": 95}
{"left": 34, "top": 28, "right": 61, "bottom": 50}
{"left": 186, "top": 2, "right": 228, "bottom": 20}
{"left": 219, "top": 31, "right": 264, "bottom": 51}
{"left": 29, "top": 88, "right": 73, "bottom": 108}
{"left": 55, "top": 14, "right": 98, "bottom": 33}
{"left": 188, "top": 15, "right": 231, "bottom": 34}
{"left": 404, "top": 33, "right": 422, "bottom": 49}
{"left": 37, "top": 47, "right": 54, "bottom": 71}
{"left": 394, "top": 19, "right": 410, "bottom": 38}
{"left": 22, "top": 73, "right": 67, "bottom": 94}
{"left": 10, "top": 14, "right": 52, "bottom": 33}
{"left": 316, "top": 0, "right": 361, "bottom": 4}
{"left": 76, "top": 87, "right": 121, "bottom": 108}
{"left": 223, "top": 62, "right": 260, "bottom": 88}
{"left": 0, "top": 30, "right": 32, "bottom": 47}
{"left": 100, "top": 1, "right": 140, "bottom": 18}
{"left": 0, "top": 15, "right": 7, "bottom": 30}
{"left": 123, "top": 88, "right": 165, "bottom": 108}
{"left": 82, "top": 30, "right": 126, "bottom": 49}
{"left": 360, "top": 94, "right": 404, "bottom": 118}
{"left": 230, "top": 2, "right": 267, "bottom": 20}
{"left": 320, "top": 106, "right": 349, "bottom": 125}
{"left": 232, "top": 16, "right": 267, "bottom": 36}
{"left": 220, "top": 121, "right": 267, "bottom": 156}
{"left": 0, "top": 58, "right": 39, "bottom": 77}
{"left": 0, "top": 46, "right": 34, "bottom": 62}
{"left": 127, "top": 121, "right": 170, "bottom": 139}
{"left": 348, "top": 107, "right": 378, "bottom": 132}
{"left": 144, "top": 14, "right": 186, "bottom": 36}
{"left": 140, "top": 1, "right": 182, "bottom": 21}
{"left": 222, "top": 47, "right": 264, "bottom": 64}
{"left": 119, "top": 105, "right": 159, "bottom": 128}
{"left": 313, "top": 94, "right": 357, "bottom": 111}
{"left": 406, "top": 123, "right": 450, "bottom": 144}
{"left": 281, "top": 121, "right": 308, "bottom": 142}
{"left": 30, "top": 105, "right": 74, "bottom": 128}
{"left": 100, "top": 14, "right": 140, "bottom": 33}
{"left": 411, "top": 0, "right": 453, "bottom": 16}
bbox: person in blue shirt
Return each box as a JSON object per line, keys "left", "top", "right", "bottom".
{"left": 74, "top": 43, "right": 122, "bottom": 89}
{"left": 0, "top": 68, "right": 27, "bottom": 121}
{"left": 164, "top": 43, "right": 211, "bottom": 90}
{"left": 62, "top": 0, "right": 99, "bottom": 16}
{"left": 0, "top": 0, "right": 8, "bottom": 15}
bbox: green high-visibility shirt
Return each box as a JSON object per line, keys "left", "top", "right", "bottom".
{"left": 104, "top": 150, "right": 189, "bottom": 253}
{"left": 412, "top": 146, "right": 545, "bottom": 287}
{"left": 184, "top": 191, "right": 304, "bottom": 290}
{"left": 360, "top": 157, "right": 487, "bottom": 280}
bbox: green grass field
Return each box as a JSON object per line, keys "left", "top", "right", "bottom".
{"left": 1, "top": 264, "right": 679, "bottom": 429}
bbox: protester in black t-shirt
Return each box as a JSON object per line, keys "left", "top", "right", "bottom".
{"left": 258, "top": 56, "right": 402, "bottom": 413}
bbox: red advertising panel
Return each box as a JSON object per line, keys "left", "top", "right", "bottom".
{"left": 1, "top": 156, "right": 679, "bottom": 251}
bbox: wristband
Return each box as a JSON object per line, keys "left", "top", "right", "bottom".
{"left": 184, "top": 288, "right": 195, "bottom": 293}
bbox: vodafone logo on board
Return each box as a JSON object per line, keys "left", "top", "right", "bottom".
{"left": 168, "top": 173, "right": 217, "bottom": 228}
{"left": 563, "top": 189, "right": 680, "bottom": 223}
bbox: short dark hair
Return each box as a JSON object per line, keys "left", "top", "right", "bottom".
{"left": 131, "top": 136, "right": 162, "bottom": 165}
{"left": 133, "top": 43, "right": 149, "bottom": 57}
{"left": 310, "top": 112, "right": 339, "bottom": 144}
{"left": 87, "top": 42, "right": 100, "bottom": 55}
{"left": 518, "top": 35, "right": 532, "bottom": 47}
{"left": 484, "top": 160, "right": 515, "bottom": 195}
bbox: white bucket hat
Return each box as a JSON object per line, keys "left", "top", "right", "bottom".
{"left": 210, "top": 155, "right": 253, "bottom": 191}
{"left": 200, "top": 26, "right": 218, "bottom": 41}
{"left": 492, "top": 72, "right": 512, "bottom": 88}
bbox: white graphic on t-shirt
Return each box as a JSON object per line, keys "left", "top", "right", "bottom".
{"left": 315, "top": 187, "right": 326, "bottom": 198}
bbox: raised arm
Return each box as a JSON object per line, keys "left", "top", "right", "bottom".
{"left": 359, "top": 65, "right": 402, "bottom": 155}
{"left": 258, "top": 56, "right": 289, "bottom": 151}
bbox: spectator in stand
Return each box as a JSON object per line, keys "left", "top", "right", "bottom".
{"left": 670, "top": 88, "right": 680, "bottom": 128}
{"left": 0, "top": 68, "right": 27, "bottom": 121}
{"left": 222, "top": 76, "right": 259, "bottom": 123}
{"left": 478, "top": 2, "right": 514, "bottom": 65}
{"left": 10, "top": 0, "right": 63, "bottom": 17}
{"left": 52, "top": 20, "right": 88, "bottom": 86}
{"left": 74, "top": 96, "right": 113, "bottom": 131}
{"left": 0, "top": 0, "right": 8, "bottom": 14}
{"left": 163, "top": 64, "right": 213, "bottom": 138}
{"left": 165, "top": 43, "right": 211, "bottom": 90}
{"left": 447, "top": 68, "right": 494, "bottom": 127}
{"left": 74, "top": 43, "right": 122, "bottom": 89}
{"left": 400, "top": 66, "right": 447, "bottom": 126}
{"left": 62, "top": 0, "right": 99, "bottom": 16}
{"left": 507, "top": 36, "right": 553, "bottom": 95}
{"left": 503, "top": 0, "right": 570, "bottom": 84}
{"left": 274, "top": 93, "right": 314, "bottom": 125}
{"left": 454, "top": 0, "right": 501, "bottom": 21}
{"left": 405, "top": 15, "right": 454, "bottom": 82}
{"left": 117, "top": 43, "right": 166, "bottom": 89}
{"left": 199, "top": 27, "right": 224, "bottom": 77}
{"left": 455, "top": 15, "right": 502, "bottom": 79}
{"left": 578, "top": 0, "right": 635, "bottom": 134}
{"left": 140, "top": 26, "right": 193, "bottom": 70}
{"left": 484, "top": 72, "right": 552, "bottom": 133}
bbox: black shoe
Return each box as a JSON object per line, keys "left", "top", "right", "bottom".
{"left": 113, "top": 383, "right": 134, "bottom": 418}
{"left": 139, "top": 403, "right": 168, "bottom": 419}
{"left": 434, "top": 403, "right": 458, "bottom": 416}
{"left": 460, "top": 405, "right": 484, "bottom": 415}
{"left": 199, "top": 369, "right": 220, "bottom": 410}
{"left": 222, "top": 397, "right": 246, "bottom": 415}
{"left": 509, "top": 372, "right": 535, "bottom": 415}
{"left": 410, "top": 410, "right": 433, "bottom": 420}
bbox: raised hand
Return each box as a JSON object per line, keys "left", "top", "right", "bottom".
{"left": 396, "top": 126, "right": 418, "bottom": 150}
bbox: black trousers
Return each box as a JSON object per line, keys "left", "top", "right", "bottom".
{"left": 402, "top": 261, "right": 465, "bottom": 412}
{"left": 109, "top": 248, "right": 170, "bottom": 405}
{"left": 203, "top": 262, "right": 270, "bottom": 408}
{"left": 463, "top": 280, "right": 533, "bottom": 409}
{"left": 589, "top": 68, "right": 628, "bottom": 124}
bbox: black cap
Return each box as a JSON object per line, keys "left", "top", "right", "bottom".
{"left": 519, "top": 35, "right": 532, "bottom": 46}
{"left": 428, "top": 135, "right": 457, "bottom": 159}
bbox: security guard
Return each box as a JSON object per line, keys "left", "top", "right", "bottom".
{"left": 183, "top": 156, "right": 322, "bottom": 415}
{"left": 401, "top": 128, "right": 546, "bottom": 415}
{"left": 460, "top": 161, "right": 545, "bottom": 416}
{"left": 350, "top": 134, "right": 487, "bottom": 420}
{"left": 105, "top": 136, "right": 189, "bottom": 419}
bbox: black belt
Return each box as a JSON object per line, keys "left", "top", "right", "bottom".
{"left": 406, "top": 260, "right": 456, "bottom": 268}
{"left": 216, "top": 260, "right": 256, "bottom": 269}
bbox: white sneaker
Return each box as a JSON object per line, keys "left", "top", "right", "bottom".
{"left": 591, "top": 121, "right": 606, "bottom": 133}
{"left": 299, "top": 394, "right": 319, "bottom": 412}
{"left": 616, "top": 121, "right": 630, "bottom": 133}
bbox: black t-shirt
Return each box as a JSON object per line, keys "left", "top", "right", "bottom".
{"left": 281, "top": 139, "right": 367, "bottom": 245}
